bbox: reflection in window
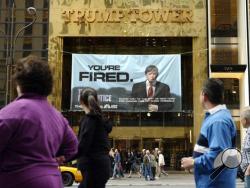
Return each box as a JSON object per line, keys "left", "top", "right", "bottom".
{"left": 118, "top": 112, "right": 140, "bottom": 127}
{"left": 43, "top": 23, "right": 48, "bottom": 35}
{"left": 210, "top": 0, "right": 237, "bottom": 37}
{"left": 24, "top": 23, "right": 33, "bottom": 35}
{"left": 143, "top": 138, "right": 160, "bottom": 149}
{"left": 211, "top": 45, "right": 238, "bottom": 64}
{"left": 42, "top": 42, "right": 48, "bottom": 58}
{"left": 221, "top": 78, "right": 239, "bottom": 109}
{"left": 43, "top": 0, "right": 49, "bottom": 8}
{"left": 25, "top": 0, "right": 34, "bottom": 7}
{"left": 141, "top": 112, "right": 163, "bottom": 127}
{"left": 164, "top": 112, "right": 193, "bottom": 127}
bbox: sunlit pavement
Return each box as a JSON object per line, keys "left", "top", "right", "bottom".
{"left": 67, "top": 172, "right": 244, "bottom": 188}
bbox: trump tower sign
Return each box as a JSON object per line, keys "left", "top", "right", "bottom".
{"left": 71, "top": 54, "right": 181, "bottom": 112}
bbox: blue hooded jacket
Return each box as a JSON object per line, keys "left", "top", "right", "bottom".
{"left": 193, "top": 105, "right": 237, "bottom": 188}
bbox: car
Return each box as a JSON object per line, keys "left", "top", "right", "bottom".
{"left": 59, "top": 166, "right": 83, "bottom": 186}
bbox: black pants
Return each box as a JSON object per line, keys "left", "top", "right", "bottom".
{"left": 151, "top": 167, "right": 156, "bottom": 178}
{"left": 78, "top": 156, "right": 110, "bottom": 188}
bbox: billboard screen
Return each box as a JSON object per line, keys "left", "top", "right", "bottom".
{"left": 71, "top": 54, "right": 181, "bottom": 112}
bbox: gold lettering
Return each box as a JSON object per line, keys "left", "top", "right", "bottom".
{"left": 73, "top": 11, "right": 84, "bottom": 25}
{"left": 101, "top": 10, "right": 112, "bottom": 22}
{"left": 95, "top": 10, "right": 103, "bottom": 23}
{"left": 139, "top": 9, "right": 153, "bottom": 23}
{"left": 108, "top": 10, "right": 117, "bottom": 23}
{"left": 85, "top": 10, "right": 96, "bottom": 23}
{"left": 62, "top": 10, "right": 75, "bottom": 24}
{"left": 113, "top": 10, "right": 124, "bottom": 23}
{"left": 61, "top": 8, "right": 193, "bottom": 24}
{"left": 171, "top": 9, "right": 183, "bottom": 23}
{"left": 61, "top": 11, "right": 70, "bottom": 24}
{"left": 128, "top": 9, "right": 138, "bottom": 23}
{"left": 153, "top": 9, "right": 169, "bottom": 23}
{"left": 182, "top": 10, "right": 193, "bottom": 23}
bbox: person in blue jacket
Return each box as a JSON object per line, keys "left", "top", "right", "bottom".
{"left": 181, "top": 78, "right": 237, "bottom": 188}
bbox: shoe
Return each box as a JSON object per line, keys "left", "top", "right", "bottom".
{"left": 155, "top": 176, "right": 159, "bottom": 179}
{"left": 110, "top": 177, "right": 115, "bottom": 180}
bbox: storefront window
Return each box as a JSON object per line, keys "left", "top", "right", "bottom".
{"left": 221, "top": 78, "right": 239, "bottom": 109}
{"left": 118, "top": 112, "right": 140, "bottom": 127}
{"left": 211, "top": 44, "right": 238, "bottom": 64}
{"left": 211, "top": 0, "right": 237, "bottom": 37}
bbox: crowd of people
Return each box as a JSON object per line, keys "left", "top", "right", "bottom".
{"left": 109, "top": 148, "right": 168, "bottom": 181}
{"left": 1, "top": 55, "right": 250, "bottom": 188}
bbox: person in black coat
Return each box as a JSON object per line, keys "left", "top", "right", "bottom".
{"left": 77, "top": 87, "right": 112, "bottom": 188}
{"left": 131, "top": 65, "right": 174, "bottom": 112}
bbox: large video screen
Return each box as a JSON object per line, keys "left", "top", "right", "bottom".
{"left": 71, "top": 54, "right": 182, "bottom": 112}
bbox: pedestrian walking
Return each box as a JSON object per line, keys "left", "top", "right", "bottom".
{"left": 150, "top": 150, "right": 157, "bottom": 180}
{"left": 158, "top": 150, "right": 168, "bottom": 177}
{"left": 0, "top": 55, "right": 78, "bottom": 188}
{"left": 181, "top": 78, "right": 237, "bottom": 188}
{"left": 240, "top": 107, "right": 250, "bottom": 187}
{"left": 139, "top": 149, "right": 146, "bottom": 178}
{"left": 127, "top": 151, "right": 141, "bottom": 178}
{"left": 77, "top": 87, "right": 113, "bottom": 188}
{"left": 143, "top": 150, "right": 153, "bottom": 181}
{"left": 111, "top": 149, "right": 124, "bottom": 179}
{"left": 154, "top": 148, "right": 160, "bottom": 179}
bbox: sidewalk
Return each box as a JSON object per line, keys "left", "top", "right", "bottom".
{"left": 106, "top": 172, "right": 244, "bottom": 186}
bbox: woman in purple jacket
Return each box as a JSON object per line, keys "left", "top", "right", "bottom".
{"left": 0, "top": 55, "right": 78, "bottom": 188}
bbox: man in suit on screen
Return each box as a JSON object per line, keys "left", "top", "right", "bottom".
{"left": 131, "top": 65, "right": 174, "bottom": 112}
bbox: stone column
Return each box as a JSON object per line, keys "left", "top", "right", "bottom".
{"left": 238, "top": 0, "right": 249, "bottom": 144}
{"left": 192, "top": 37, "right": 208, "bottom": 143}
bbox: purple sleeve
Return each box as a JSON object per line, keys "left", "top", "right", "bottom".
{"left": 57, "top": 118, "right": 78, "bottom": 161}
{"left": 0, "top": 119, "right": 14, "bottom": 154}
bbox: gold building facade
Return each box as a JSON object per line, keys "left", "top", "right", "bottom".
{"left": 0, "top": 0, "right": 246, "bottom": 170}
{"left": 48, "top": 0, "right": 208, "bottom": 169}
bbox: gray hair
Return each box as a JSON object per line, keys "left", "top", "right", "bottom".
{"left": 240, "top": 107, "right": 250, "bottom": 120}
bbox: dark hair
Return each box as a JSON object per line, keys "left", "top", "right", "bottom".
{"left": 202, "top": 78, "right": 224, "bottom": 104}
{"left": 80, "top": 87, "right": 102, "bottom": 116}
{"left": 13, "top": 55, "right": 53, "bottom": 96}
{"left": 144, "top": 65, "right": 158, "bottom": 77}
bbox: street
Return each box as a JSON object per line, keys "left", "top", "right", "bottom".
{"left": 65, "top": 173, "right": 244, "bottom": 188}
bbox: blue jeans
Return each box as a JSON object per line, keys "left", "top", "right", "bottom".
{"left": 113, "top": 163, "right": 123, "bottom": 178}
{"left": 144, "top": 164, "right": 152, "bottom": 180}
{"left": 245, "top": 175, "right": 250, "bottom": 188}
{"left": 140, "top": 163, "right": 145, "bottom": 177}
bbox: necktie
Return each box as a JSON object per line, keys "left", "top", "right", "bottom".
{"left": 148, "top": 85, "right": 153, "bottom": 97}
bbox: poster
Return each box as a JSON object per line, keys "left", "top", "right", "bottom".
{"left": 71, "top": 54, "right": 181, "bottom": 112}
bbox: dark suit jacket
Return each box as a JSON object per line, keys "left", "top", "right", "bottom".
{"left": 131, "top": 81, "right": 174, "bottom": 111}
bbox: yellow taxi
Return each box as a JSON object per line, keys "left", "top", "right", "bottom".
{"left": 59, "top": 166, "right": 83, "bottom": 186}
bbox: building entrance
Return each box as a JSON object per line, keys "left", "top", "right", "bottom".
{"left": 111, "top": 137, "right": 192, "bottom": 170}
